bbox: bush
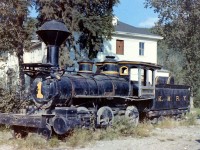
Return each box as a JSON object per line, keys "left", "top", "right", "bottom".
{"left": 0, "top": 78, "right": 31, "bottom": 113}
{"left": 0, "top": 89, "right": 19, "bottom": 113}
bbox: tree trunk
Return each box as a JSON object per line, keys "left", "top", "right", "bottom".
{"left": 17, "top": 16, "right": 26, "bottom": 92}
{"left": 17, "top": 44, "right": 25, "bottom": 92}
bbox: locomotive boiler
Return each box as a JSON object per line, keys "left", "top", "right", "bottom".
{"left": 0, "top": 20, "right": 190, "bottom": 139}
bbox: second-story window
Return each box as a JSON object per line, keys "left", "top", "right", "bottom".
{"left": 139, "top": 42, "right": 144, "bottom": 56}
{"left": 116, "top": 39, "right": 124, "bottom": 55}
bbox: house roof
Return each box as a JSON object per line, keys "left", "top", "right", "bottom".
{"left": 114, "top": 21, "right": 163, "bottom": 39}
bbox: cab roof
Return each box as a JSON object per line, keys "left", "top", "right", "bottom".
{"left": 118, "top": 60, "right": 162, "bottom": 69}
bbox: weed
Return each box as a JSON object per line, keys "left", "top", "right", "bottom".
{"left": 64, "top": 117, "right": 152, "bottom": 147}
{"left": 180, "top": 113, "right": 197, "bottom": 126}
{"left": 191, "top": 108, "right": 200, "bottom": 118}
{"left": 0, "top": 125, "right": 10, "bottom": 132}
{"left": 156, "top": 117, "right": 178, "bottom": 129}
{"left": 133, "top": 123, "right": 152, "bottom": 137}
{"left": 12, "top": 134, "right": 47, "bottom": 150}
{"left": 0, "top": 112, "right": 197, "bottom": 149}
{"left": 94, "top": 128, "right": 119, "bottom": 140}
{"left": 96, "top": 117, "right": 152, "bottom": 140}
{"left": 48, "top": 136, "right": 60, "bottom": 148}
{"left": 66, "top": 129, "right": 94, "bottom": 147}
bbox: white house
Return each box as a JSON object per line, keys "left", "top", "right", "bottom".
{"left": 97, "top": 17, "right": 163, "bottom": 64}
{"left": 97, "top": 17, "right": 167, "bottom": 81}
{"left": 23, "top": 41, "right": 46, "bottom": 63}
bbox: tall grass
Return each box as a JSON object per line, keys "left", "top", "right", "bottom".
{"left": 65, "top": 117, "right": 152, "bottom": 147}
{"left": 0, "top": 112, "right": 198, "bottom": 149}
{"left": 180, "top": 113, "right": 197, "bottom": 126}
{"left": 191, "top": 108, "right": 200, "bottom": 118}
{"left": 155, "top": 117, "right": 179, "bottom": 129}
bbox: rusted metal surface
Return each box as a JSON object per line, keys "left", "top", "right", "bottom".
{"left": 0, "top": 113, "right": 46, "bottom": 128}
{"left": 147, "top": 109, "right": 189, "bottom": 118}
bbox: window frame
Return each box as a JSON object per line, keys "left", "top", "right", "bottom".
{"left": 139, "top": 42, "right": 144, "bottom": 56}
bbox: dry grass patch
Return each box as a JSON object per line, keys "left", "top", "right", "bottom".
{"left": 65, "top": 117, "right": 153, "bottom": 147}
{"left": 10, "top": 134, "right": 47, "bottom": 150}
{"left": 48, "top": 136, "right": 60, "bottom": 148}
{"left": 191, "top": 108, "right": 200, "bottom": 116}
{"left": 133, "top": 122, "right": 153, "bottom": 137}
{"left": 66, "top": 129, "right": 94, "bottom": 148}
{"left": 154, "top": 113, "right": 198, "bottom": 129}
{"left": 0, "top": 117, "right": 153, "bottom": 149}
{"left": 156, "top": 117, "right": 179, "bottom": 129}
{"left": 180, "top": 113, "right": 197, "bottom": 126}
{"left": 96, "top": 117, "right": 152, "bottom": 140}
{"left": 0, "top": 112, "right": 197, "bottom": 149}
{"left": 0, "top": 131, "right": 61, "bottom": 150}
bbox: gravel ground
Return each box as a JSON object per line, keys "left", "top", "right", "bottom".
{"left": 77, "top": 126, "right": 200, "bottom": 150}
{"left": 0, "top": 120, "right": 199, "bottom": 150}
{"left": 76, "top": 120, "right": 200, "bottom": 150}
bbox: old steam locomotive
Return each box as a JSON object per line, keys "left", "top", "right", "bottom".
{"left": 0, "top": 20, "right": 190, "bottom": 139}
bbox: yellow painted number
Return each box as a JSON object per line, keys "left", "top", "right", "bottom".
{"left": 37, "top": 82, "right": 44, "bottom": 98}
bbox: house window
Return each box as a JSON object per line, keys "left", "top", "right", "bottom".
{"left": 116, "top": 40, "right": 124, "bottom": 55}
{"left": 139, "top": 42, "right": 144, "bottom": 56}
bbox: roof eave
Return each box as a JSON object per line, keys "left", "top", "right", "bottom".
{"left": 113, "top": 31, "right": 163, "bottom": 40}
{"left": 30, "top": 40, "right": 42, "bottom": 49}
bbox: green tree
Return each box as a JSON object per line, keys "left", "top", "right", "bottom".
{"left": 145, "top": 0, "right": 200, "bottom": 106}
{"left": 0, "top": 0, "right": 35, "bottom": 91}
{"left": 156, "top": 39, "right": 186, "bottom": 84}
{"left": 34, "top": 0, "right": 119, "bottom": 67}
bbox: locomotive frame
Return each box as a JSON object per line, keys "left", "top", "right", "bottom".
{"left": 0, "top": 20, "right": 190, "bottom": 139}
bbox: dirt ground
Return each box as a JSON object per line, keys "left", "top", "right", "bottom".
{"left": 76, "top": 125, "right": 200, "bottom": 150}
{"left": 0, "top": 120, "right": 199, "bottom": 150}
{"left": 76, "top": 120, "right": 200, "bottom": 150}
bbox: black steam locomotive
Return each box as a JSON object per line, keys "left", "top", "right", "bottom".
{"left": 0, "top": 20, "right": 190, "bottom": 139}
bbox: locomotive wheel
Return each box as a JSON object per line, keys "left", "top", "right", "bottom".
{"left": 77, "top": 107, "right": 90, "bottom": 128}
{"left": 97, "top": 106, "right": 114, "bottom": 127}
{"left": 125, "top": 106, "right": 139, "bottom": 126}
{"left": 12, "top": 126, "right": 28, "bottom": 139}
{"left": 52, "top": 116, "right": 70, "bottom": 135}
{"left": 77, "top": 107, "right": 89, "bottom": 114}
{"left": 37, "top": 123, "right": 52, "bottom": 140}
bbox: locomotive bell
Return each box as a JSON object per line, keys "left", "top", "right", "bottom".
{"left": 36, "top": 20, "right": 70, "bottom": 67}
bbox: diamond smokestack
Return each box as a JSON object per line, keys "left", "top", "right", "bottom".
{"left": 36, "top": 20, "right": 70, "bottom": 67}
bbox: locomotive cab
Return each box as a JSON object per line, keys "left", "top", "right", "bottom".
{"left": 118, "top": 61, "right": 161, "bottom": 99}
